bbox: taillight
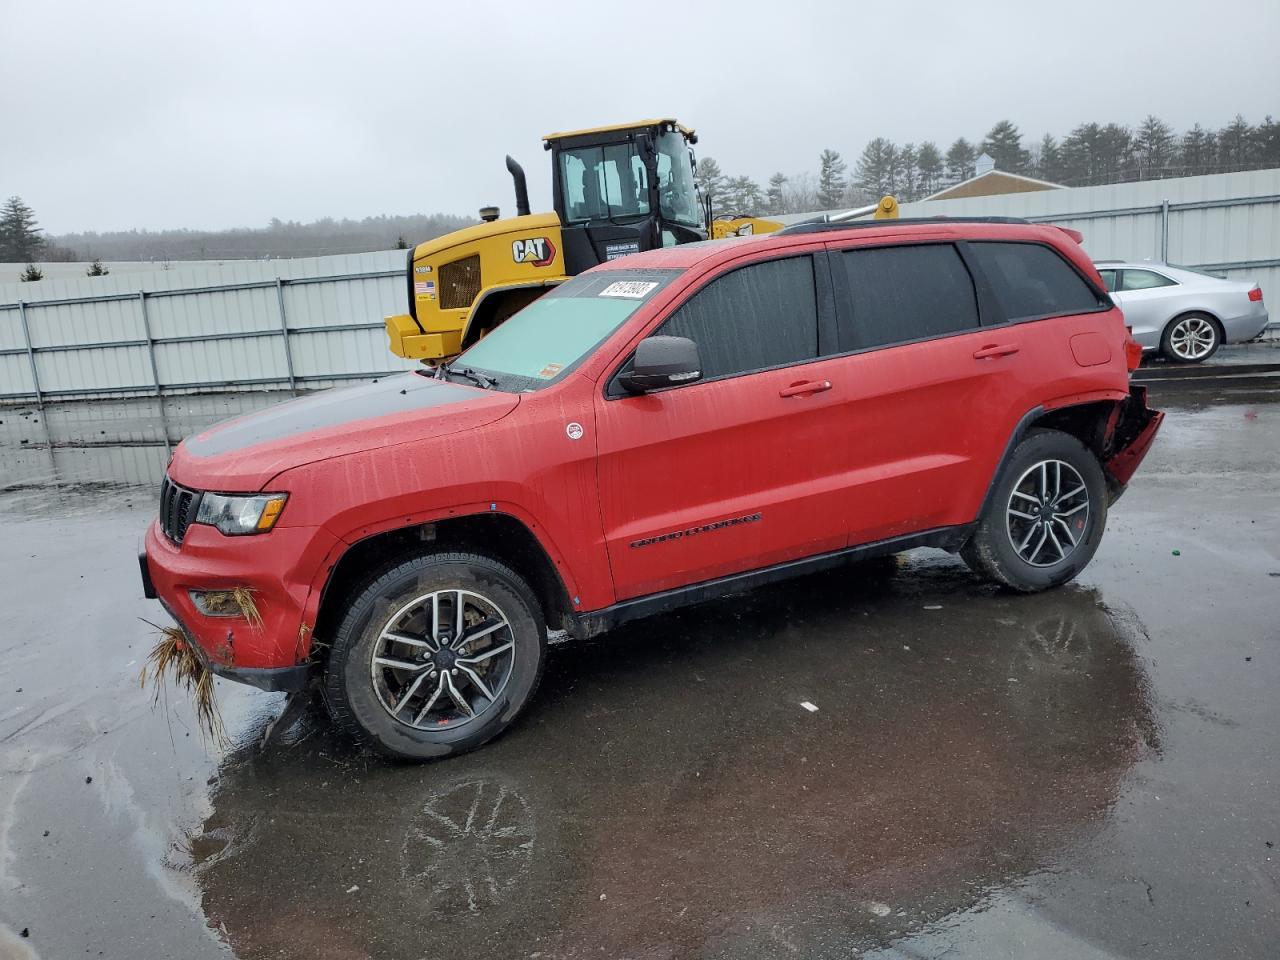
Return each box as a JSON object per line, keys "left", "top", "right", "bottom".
{"left": 1124, "top": 326, "right": 1143, "bottom": 371}
{"left": 1248, "top": 286, "right": 1263, "bottom": 302}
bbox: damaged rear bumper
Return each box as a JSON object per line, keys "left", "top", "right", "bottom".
{"left": 1104, "top": 385, "right": 1164, "bottom": 490}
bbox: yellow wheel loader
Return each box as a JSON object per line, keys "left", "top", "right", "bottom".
{"left": 384, "top": 119, "right": 898, "bottom": 362}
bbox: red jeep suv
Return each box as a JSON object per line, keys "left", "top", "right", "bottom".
{"left": 141, "top": 218, "right": 1162, "bottom": 759}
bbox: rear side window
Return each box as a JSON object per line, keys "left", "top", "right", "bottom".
{"left": 968, "top": 242, "right": 1103, "bottom": 321}
{"left": 837, "top": 243, "right": 979, "bottom": 351}
{"left": 1120, "top": 269, "right": 1177, "bottom": 291}
{"left": 1097, "top": 268, "right": 1118, "bottom": 292}
{"left": 658, "top": 256, "right": 818, "bottom": 380}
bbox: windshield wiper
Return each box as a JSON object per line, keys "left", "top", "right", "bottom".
{"left": 440, "top": 364, "right": 496, "bottom": 390}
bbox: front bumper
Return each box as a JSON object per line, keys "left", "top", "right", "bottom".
{"left": 1104, "top": 385, "right": 1164, "bottom": 487}
{"left": 141, "top": 518, "right": 339, "bottom": 683}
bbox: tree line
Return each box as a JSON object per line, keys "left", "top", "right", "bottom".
{"left": 698, "top": 113, "right": 1280, "bottom": 215}
{"left": 0, "top": 201, "right": 474, "bottom": 279}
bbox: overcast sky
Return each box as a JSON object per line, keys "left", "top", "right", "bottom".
{"left": 3, "top": 0, "right": 1277, "bottom": 235}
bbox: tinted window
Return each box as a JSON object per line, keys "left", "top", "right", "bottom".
{"left": 657, "top": 256, "right": 818, "bottom": 379}
{"left": 1120, "top": 269, "right": 1177, "bottom": 291}
{"left": 1097, "top": 268, "right": 1118, "bottom": 292}
{"left": 969, "top": 242, "right": 1103, "bottom": 321}
{"left": 838, "top": 243, "right": 979, "bottom": 350}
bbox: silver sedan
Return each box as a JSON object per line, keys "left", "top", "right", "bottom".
{"left": 1094, "top": 261, "right": 1269, "bottom": 363}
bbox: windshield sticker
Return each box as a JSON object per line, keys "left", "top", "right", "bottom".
{"left": 599, "top": 280, "right": 659, "bottom": 299}
{"left": 538, "top": 362, "right": 563, "bottom": 379}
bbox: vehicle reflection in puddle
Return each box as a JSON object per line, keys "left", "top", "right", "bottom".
{"left": 191, "top": 554, "right": 1158, "bottom": 959}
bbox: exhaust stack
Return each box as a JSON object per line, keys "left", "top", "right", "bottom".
{"left": 506, "top": 155, "right": 531, "bottom": 217}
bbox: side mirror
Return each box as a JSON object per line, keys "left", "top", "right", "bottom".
{"left": 619, "top": 336, "right": 702, "bottom": 394}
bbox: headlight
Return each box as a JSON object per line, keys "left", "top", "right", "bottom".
{"left": 195, "top": 492, "right": 288, "bottom": 535}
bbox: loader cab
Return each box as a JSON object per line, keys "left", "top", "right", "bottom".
{"left": 544, "top": 119, "right": 707, "bottom": 275}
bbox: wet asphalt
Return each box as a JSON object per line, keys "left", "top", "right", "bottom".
{"left": 0, "top": 365, "right": 1277, "bottom": 959}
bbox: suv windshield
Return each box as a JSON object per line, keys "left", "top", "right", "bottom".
{"left": 656, "top": 130, "right": 702, "bottom": 228}
{"left": 454, "top": 270, "right": 678, "bottom": 391}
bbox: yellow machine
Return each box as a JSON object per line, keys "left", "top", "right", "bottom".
{"left": 385, "top": 119, "right": 899, "bottom": 361}
{"left": 711, "top": 195, "right": 900, "bottom": 239}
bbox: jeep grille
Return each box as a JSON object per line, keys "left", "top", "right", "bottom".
{"left": 159, "top": 475, "right": 202, "bottom": 544}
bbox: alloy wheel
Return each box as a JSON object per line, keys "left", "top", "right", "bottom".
{"left": 369, "top": 589, "right": 516, "bottom": 730}
{"left": 1005, "top": 460, "right": 1090, "bottom": 568}
{"left": 1168, "top": 316, "right": 1217, "bottom": 361}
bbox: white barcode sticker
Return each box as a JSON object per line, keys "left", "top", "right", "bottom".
{"left": 599, "top": 280, "right": 658, "bottom": 299}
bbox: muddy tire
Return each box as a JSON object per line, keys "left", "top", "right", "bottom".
{"left": 961, "top": 429, "right": 1108, "bottom": 592}
{"left": 323, "top": 551, "right": 545, "bottom": 761}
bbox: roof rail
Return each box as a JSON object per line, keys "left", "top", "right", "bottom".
{"left": 777, "top": 215, "right": 1033, "bottom": 236}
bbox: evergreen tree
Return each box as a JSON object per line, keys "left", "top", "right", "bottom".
{"left": 1134, "top": 115, "right": 1176, "bottom": 178}
{"left": 1061, "top": 122, "right": 1103, "bottom": 184}
{"left": 945, "top": 138, "right": 976, "bottom": 182}
{"left": 0, "top": 196, "right": 45, "bottom": 263}
{"left": 897, "top": 143, "right": 919, "bottom": 200}
{"left": 1217, "top": 114, "right": 1255, "bottom": 169}
{"left": 854, "top": 138, "right": 896, "bottom": 198}
{"left": 766, "top": 172, "right": 787, "bottom": 214}
{"left": 980, "top": 120, "right": 1029, "bottom": 173}
{"left": 816, "top": 149, "right": 847, "bottom": 208}
{"left": 87, "top": 258, "right": 109, "bottom": 276}
{"left": 695, "top": 157, "right": 728, "bottom": 215}
{"left": 721, "top": 175, "right": 764, "bottom": 214}
{"left": 395, "top": 236, "right": 409, "bottom": 249}
{"left": 1180, "top": 124, "right": 1217, "bottom": 176}
{"left": 1096, "top": 123, "right": 1134, "bottom": 182}
{"left": 1034, "top": 133, "right": 1062, "bottom": 182}
{"left": 915, "top": 141, "right": 943, "bottom": 196}
{"left": 20, "top": 263, "right": 43, "bottom": 282}
{"left": 1254, "top": 115, "right": 1280, "bottom": 169}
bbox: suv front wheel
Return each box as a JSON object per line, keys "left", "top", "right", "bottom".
{"left": 962, "top": 429, "right": 1108, "bottom": 592}
{"left": 324, "top": 551, "right": 546, "bottom": 760}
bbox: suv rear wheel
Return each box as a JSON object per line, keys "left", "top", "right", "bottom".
{"left": 324, "top": 551, "right": 546, "bottom": 760}
{"left": 961, "top": 429, "right": 1108, "bottom": 592}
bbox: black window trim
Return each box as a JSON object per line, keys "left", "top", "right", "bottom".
{"left": 964, "top": 239, "right": 1112, "bottom": 329}
{"left": 823, "top": 239, "right": 991, "bottom": 358}
{"left": 604, "top": 250, "right": 835, "bottom": 399}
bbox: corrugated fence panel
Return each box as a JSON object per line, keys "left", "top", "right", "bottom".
{"left": 27, "top": 296, "right": 143, "bottom": 349}
{"left": 289, "top": 328, "right": 417, "bottom": 377}
{"left": 0, "top": 354, "right": 34, "bottom": 395}
{"left": 156, "top": 336, "right": 289, "bottom": 387}
{"left": 38, "top": 343, "right": 152, "bottom": 393}
{"left": 0, "top": 310, "right": 25, "bottom": 352}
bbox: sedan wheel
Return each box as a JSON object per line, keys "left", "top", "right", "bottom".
{"left": 1162, "top": 314, "right": 1220, "bottom": 363}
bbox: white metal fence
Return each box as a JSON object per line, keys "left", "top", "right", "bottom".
{"left": 899, "top": 167, "right": 1280, "bottom": 326}
{"left": 0, "top": 250, "right": 416, "bottom": 403}
{"left": 3, "top": 169, "right": 1277, "bottom": 406}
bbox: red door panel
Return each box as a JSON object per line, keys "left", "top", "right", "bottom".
{"left": 595, "top": 358, "right": 850, "bottom": 601}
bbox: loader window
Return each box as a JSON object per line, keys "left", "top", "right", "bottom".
{"left": 656, "top": 131, "right": 702, "bottom": 227}
{"left": 560, "top": 144, "right": 650, "bottom": 223}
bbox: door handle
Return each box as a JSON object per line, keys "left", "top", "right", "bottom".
{"left": 778, "top": 379, "right": 832, "bottom": 398}
{"left": 973, "top": 343, "right": 1020, "bottom": 360}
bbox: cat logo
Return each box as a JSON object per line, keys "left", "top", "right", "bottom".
{"left": 511, "top": 236, "right": 557, "bottom": 267}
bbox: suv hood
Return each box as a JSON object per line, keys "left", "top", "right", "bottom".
{"left": 167, "top": 373, "right": 518, "bottom": 491}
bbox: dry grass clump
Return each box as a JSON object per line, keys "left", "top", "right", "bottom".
{"left": 201, "top": 586, "right": 263, "bottom": 628}
{"left": 139, "top": 620, "right": 227, "bottom": 745}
